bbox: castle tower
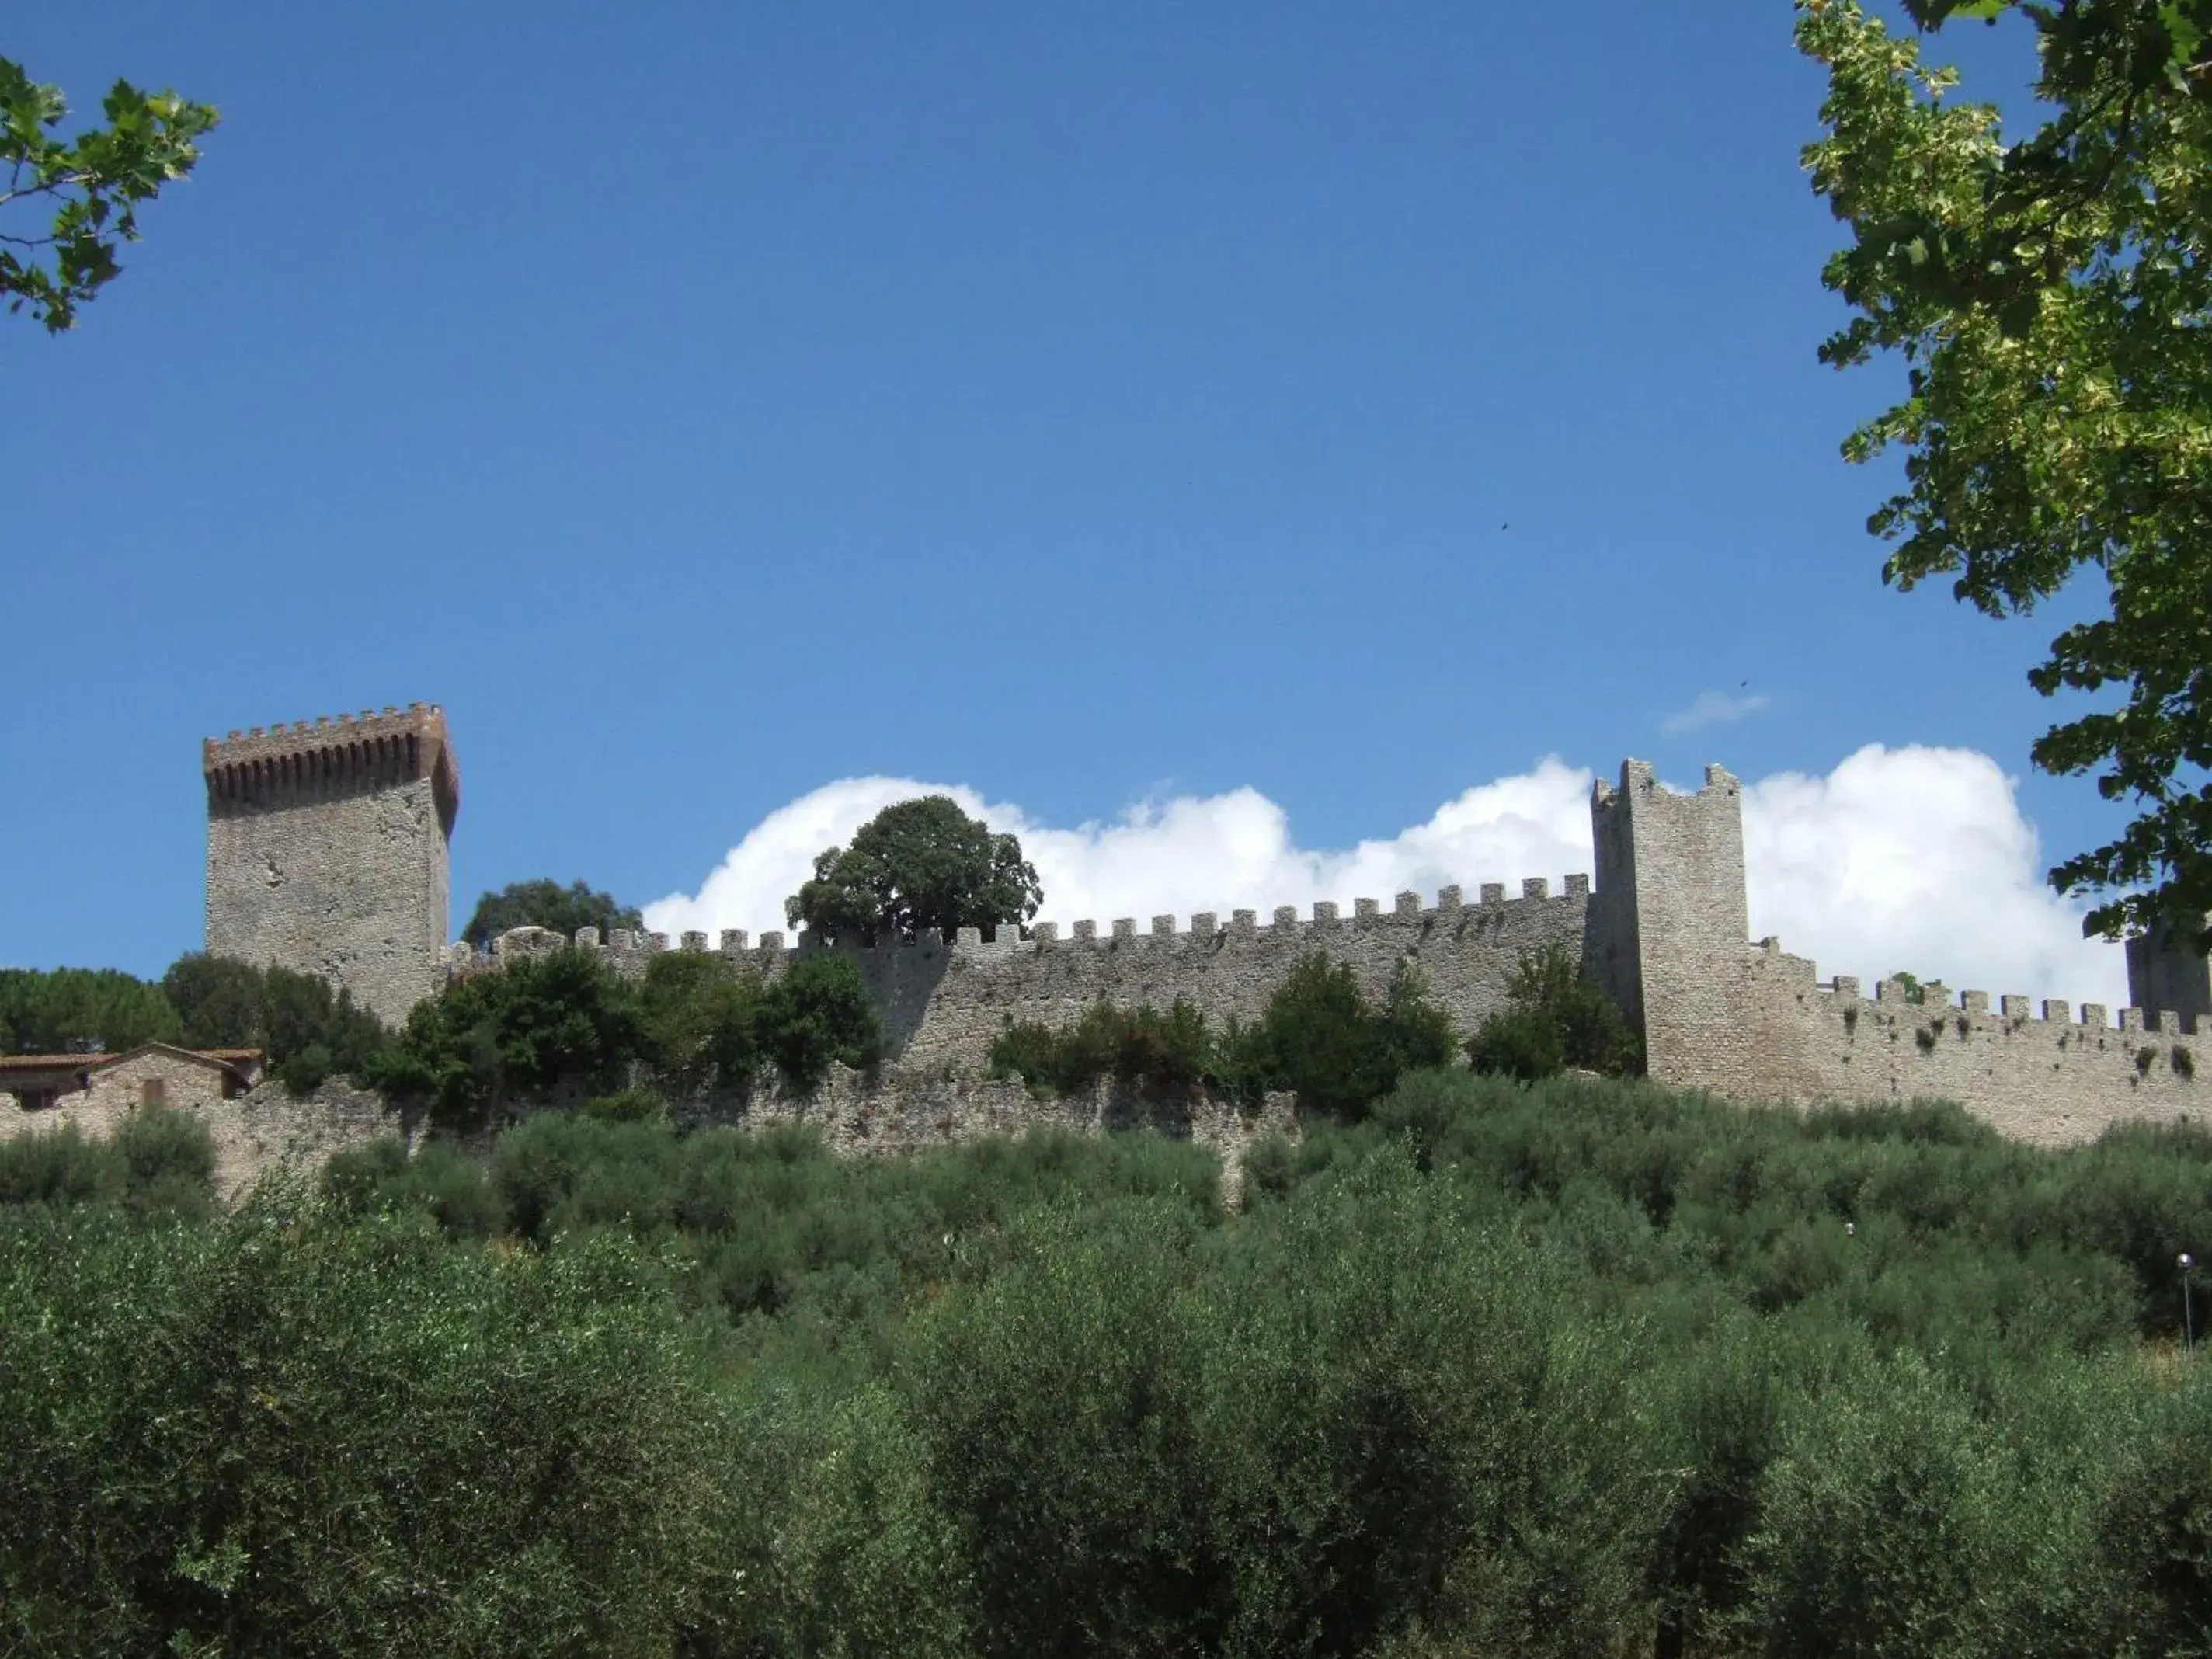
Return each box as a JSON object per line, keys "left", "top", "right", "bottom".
{"left": 1589, "top": 760, "right": 1752, "bottom": 1089}
{"left": 2127, "top": 914, "right": 2211, "bottom": 1031}
{"left": 203, "top": 704, "right": 459, "bottom": 1029}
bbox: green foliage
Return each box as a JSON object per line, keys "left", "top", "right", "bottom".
{"left": 360, "top": 944, "right": 884, "bottom": 1125}
{"left": 986, "top": 958, "right": 1456, "bottom": 1121}
{"left": 787, "top": 795, "right": 1042, "bottom": 944}
{"left": 911, "top": 1157, "right": 1665, "bottom": 1657}
{"left": 1800, "top": 0, "right": 2212, "bottom": 942}
{"left": 0, "top": 965, "right": 180, "bottom": 1054}
{"left": 1235, "top": 955, "right": 1459, "bottom": 1120}
{"left": 161, "top": 953, "right": 388, "bottom": 1094}
{"left": 31, "top": 1066, "right": 2212, "bottom": 1650}
{"left": 0, "top": 1122, "right": 123, "bottom": 1209}
{"left": 0, "top": 55, "right": 217, "bottom": 332}
{"left": 322, "top": 1136, "right": 503, "bottom": 1239}
{"left": 0, "top": 1204, "right": 729, "bottom": 1653}
{"left": 110, "top": 1102, "right": 217, "bottom": 1223}
{"left": 989, "top": 997, "right": 1219, "bottom": 1097}
{"left": 753, "top": 951, "right": 884, "bottom": 1092}
{"left": 637, "top": 948, "right": 762, "bottom": 1096}
{"left": 361, "top": 949, "right": 642, "bottom": 1130}
{"left": 0, "top": 1105, "right": 215, "bottom": 1221}
{"left": 585, "top": 1086, "right": 668, "bottom": 1125}
{"left": 460, "top": 878, "right": 643, "bottom": 951}
{"left": 1466, "top": 944, "right": 1641, "bottom": 1080}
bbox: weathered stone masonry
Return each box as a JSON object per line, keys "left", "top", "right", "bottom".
{"left": 175, "top": 702, "right": 2212, "bottom": 1155}
{"left": 468, "top": 874, "right": 1598, "bottom": 1082}
{"left": 204, "top": 705, "right": 458, "bottom": 1030}
{"left": 458, "top": 760, "right": 2210, "bottom": 1148}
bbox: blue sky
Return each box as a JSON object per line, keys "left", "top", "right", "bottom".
{"left": 5, "top": 2, "right": 2130, "bottom": 1000}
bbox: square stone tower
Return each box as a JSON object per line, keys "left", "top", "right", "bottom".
{"left": 2127, "top": 914, "right": 2212, "bottom": 1031}
{"left": 203, "top": 704, "right": 459, "bottom": 1029}
{"left": 1588, "top": 760, "right": 1752, "bottom": 1089}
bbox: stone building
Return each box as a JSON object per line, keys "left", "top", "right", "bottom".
{"left": 0, "top": 1043, "right": 263, "bottom": 1115}
{"left": 203, "top": 704, "right": 459, "bottom": 1029}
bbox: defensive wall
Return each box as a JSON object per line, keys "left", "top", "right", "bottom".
{"left": 451, "top": 760, "right": 2211, "bottom": 1148}
{"left": 12, "top": 709, "right": 2202, "bottom": 1205}
{"left": 461, "top": 874, "right": 1597, "bottom": 1076}
{"left": 0, "top": 1073, "right": 392, "bottom": 1203}
{"left": 204, "top": 705, "right": 459, "bottom": 1030}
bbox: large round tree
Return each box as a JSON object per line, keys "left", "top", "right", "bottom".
{"left": 785, "top": 797, "right": 1042, "bottom": 945}
{"left": 461, "top": 880, "right": 644, "bottom": 950}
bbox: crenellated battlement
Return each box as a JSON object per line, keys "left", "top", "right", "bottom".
{"left": 205, "top": 702, "right": 459, "bottom": 1031}
{"left": 443, "top": 869, "right": 1598, "bottom": 1073}
{"left": 204, "top": 703, "right": 459, "bottom": 833}
{"left": 447, "top": 875, "right": 1593, "bottom": 975}
{"left": 192, "top": 704, "right": 2208, "bottom": 1153}
{"left": 1734, "top": 937, "right": 2204, "bottom": 1144}
{"left": 1751, "top": 937, "right": 2202, "bottom": 1040}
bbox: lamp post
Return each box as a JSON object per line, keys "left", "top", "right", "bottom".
{"left": 2183, "top": 1254, "right": 2196, "bottom": 1355}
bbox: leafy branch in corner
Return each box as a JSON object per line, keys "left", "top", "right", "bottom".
{"left": 1800, "top": 0, "right": 2212, "bottom": 946}
{"left": 1, "top": 54, "right": 217, "bottom": 332}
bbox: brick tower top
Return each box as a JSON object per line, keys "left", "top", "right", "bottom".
{"left": 203, "top": 703, "right": 459, "bottom": 836}
{"left": 203, "top": 701, "right": 459, "bottom": 1027}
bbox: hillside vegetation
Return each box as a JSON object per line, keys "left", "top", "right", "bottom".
{"left": 9, "top": 1069, "right": 2212, "bottom": 1654}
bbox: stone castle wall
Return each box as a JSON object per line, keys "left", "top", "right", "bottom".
{"left": 0, "top": 1076, "right": 392, "bottom": 1203}
{"left": 681, "top": 1069, "right": 1300, "bottom": 1205}
{"left": 1712, "top": 942, "right": 2204, "bottom": 1146}
{"left": 171, "top": 699, "right": 2212, "bottom": 1181}
{"left": 464, "top": 874, "right": 1598, "bottom": 1077}
{"left": 204, "top": 706, "right": 458, "bottom": 1029}
{"left": 453, "top": 761, "right": 2212, "bottom": 1148}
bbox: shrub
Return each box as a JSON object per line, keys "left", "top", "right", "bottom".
{"left": 1461, "top": 1003, "right": 1565, "bottom": 1083}
{"left": 989, "top": 958, "right": 1454, "bottom": 1122}
{"left": 0, "top": 1122, "right": 124, "bottom": 1209}
{"left": 988, "top": 998, "right": 1219, "bottom": 1097}
{"left": 163, "top": 953, "right": 388, "bottom": 1092}
{"left": 360, "top": 948, "right": 643, "bottom": 1129}
{"left": 111, "top": 1104, "right": 217, "bottom": 1222}
{"left": 324, "top": 1137, "right": 503, "bottom": 1240}
{"left": 1235, "top": 955, "right": 1457, "bottom": 1121}
{"left": 638, "top": 948, "right": 761, "bottom": 1097}
{"left": 0, "top": 1108, "right": 215, "bottom": 1221}
{"left": 0, "top": 1205, "right": 729, "bottom": 1653}
{"left": 1466, "top": 944, "right": 1640, "bottom": 1080}
{"left": 755, "top": 952, "right": 882, "bottom": 1092}
{"left": 586, "top": 1086, "right": 668, "bottom": 1125}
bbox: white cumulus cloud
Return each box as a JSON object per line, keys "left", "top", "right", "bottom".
{"left": 1662, "top": 688, "right": 1771, "bottom": 735}
{"left": 642, "top": 743, "right": 2130, "bottom": 1009}
{"left": 1742, "top": 744, "right": 2125, "bottom": 1007}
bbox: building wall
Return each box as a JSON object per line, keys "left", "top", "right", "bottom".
{"left": 73, "top": 1050, "right": 231, "bottom": 1115}
{"left": 0, "top": 1074, "right": 391, "bottom": 1202}
{"left": 1728, "top": 943, "right": 2204, "bottom": 1146}
{"left": 205, "top": 708, "right": 455, "bottom": 1030}
{"left": 675, "top": 1068, "right": 1299, "bottom": 1205}
{"left": 468, "top": 876, "right": 1596, "bottom": 1076}
{"left": 343, "top": 746, "right": 2212, "bottom": 1154}
{"left": 1591, "top": 762, "right": 1755, "bottom": 1091}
